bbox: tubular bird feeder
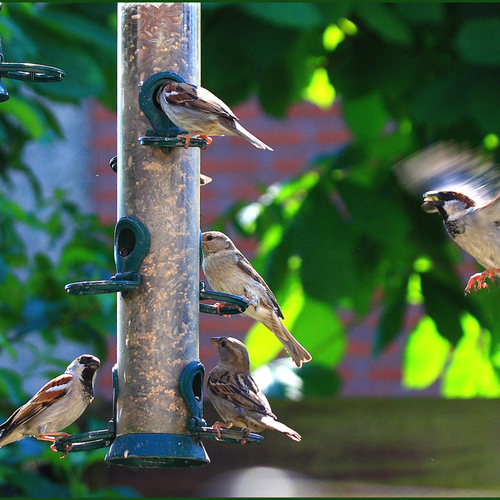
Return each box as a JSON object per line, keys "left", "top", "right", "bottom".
{"left": 59, "top": 2, "right": 263, "bottom": 464}
{"left": 104, "top": 2, "right": 208, "bottom": 467}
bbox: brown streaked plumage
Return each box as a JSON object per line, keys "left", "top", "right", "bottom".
{"left": 206, "top": 336, "right": 301, "bottom": 442}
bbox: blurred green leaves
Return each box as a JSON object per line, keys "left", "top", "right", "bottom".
{"left": 0, "top": 3, "right": 116, "bottom": 495}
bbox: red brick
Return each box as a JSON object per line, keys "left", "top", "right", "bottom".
{"left": 232, "top": 98, "right": 261, "bottom": 120}
{"left": 288, "top": 101, "right": 342, "bottom": 119}
{"left": 263, "top": 129, "right": 304, "bottom": 146}
{"left": 369, "top": 367, "right": 402, "bottom": 381}
{"left": 317, "top": 129, "right": 352, "bottom": 145}
{"left": 94, "top": 136, "right": 118, "bottom": 149}
{"left": 347, "top": 342, "right": 372, "bottom": 356}
{"left": 273, "top": 158, "right": 306, "bottom": 174}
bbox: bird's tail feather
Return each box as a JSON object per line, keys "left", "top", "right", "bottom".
{"left": 262, "top": 416, "right": 301, "bottom": 442}
{"left": 234, "top": 121, "right": 274, "bottom": 151}
{"left": 265, "top": 317, "right": 312, "bottom": 368}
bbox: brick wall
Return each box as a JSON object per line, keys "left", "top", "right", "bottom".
{"left": 89, "top": 96, "right": 434, "bottom": 398}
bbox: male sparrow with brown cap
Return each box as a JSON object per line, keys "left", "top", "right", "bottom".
{"left": 0, "top": 354, "right": 100, "bottom": 458}
{"left": 158, "top": 81, "right": 273, "bottom": 151}
{"left": 394, "top": 141, "right": 500, "bottom": 293}
{"left": 201, "top": 230, "right": 312, "bottom": 368}
{"left": 207, "top": 336, "right": 301, "bottom": 442}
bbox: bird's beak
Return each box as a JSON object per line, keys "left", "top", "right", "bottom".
{"left": 88, "top": 360, "right": 100, "bottom": 370}
{"left": 422, "top": 193, "right": 443, "bottom": 213}
{"left": 209, "top": 337, "right": 220, "bottom": 347}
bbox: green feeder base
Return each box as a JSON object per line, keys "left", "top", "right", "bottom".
{"left": 105, "top": 433, "right": 210, "bottom": 468}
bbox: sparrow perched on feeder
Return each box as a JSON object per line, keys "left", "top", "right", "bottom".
{"left": 201, "top": 231, "right": 312, "bottom": 368}
{"left": 394, "top": 141, "right": 500, "bottom": 294}
{"left": 0, "top": 354, "right": 100, "bottom": 459}
{"left": 157, "top": 81, "right": 273, "bottom": 151}
{"left": 207, "top": 336, "right": 301, "bottom": 442}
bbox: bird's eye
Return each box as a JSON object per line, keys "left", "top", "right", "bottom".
{"left": 220, "top": 339, "right": 227, "bottom": 348}
{"left": 206, "top": 235, "right": 213, "bottom": 241}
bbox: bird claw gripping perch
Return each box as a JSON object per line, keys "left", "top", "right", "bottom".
{"left": 465, "top": 269, "right": 500, "bottom": 294}
{"left": 199, "top": 281, "right": 249, "bottom": 316}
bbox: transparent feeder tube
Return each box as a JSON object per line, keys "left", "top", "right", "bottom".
{"left": 117, "top": 3, "right": 200, "bottom": 437}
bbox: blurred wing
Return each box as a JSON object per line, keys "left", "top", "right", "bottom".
{"left": 476, "top": 192, "right": 500, "bottom": 219}
{"left": 394, "top": 141, "right": 500, "bottom": 207}
{"left": 166, "top": 82, "right": 237, "bottom": 121}
{"left": 235, "top": 252, "right": 284, "bottom": 319}
{"left": 207, "top": 371, "right": 274, "bottom": 417}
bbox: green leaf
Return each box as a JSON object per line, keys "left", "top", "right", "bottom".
{"left": 342, "top": 91, "right": 391, "bottom": 140}
{"left": 243, "top": 3, "right": 323, "bottom": 30}
{"left": 260, "top": 59, "right": 294, "bottom": 117}
{"left": 38, "top": 10, "right": 116, "bottom": 53}
{"left": 374, "top": 280, "right": 409, "bottom": 355}
{"left": 456, "top": 18, "right": 500, "bottom": 66}
{"left": 0, "top": 98, "right": 45, "bottom": 139}
{"left": 420, "top": 272, "right": 464, "bottom": 345}
{"left": 394, "top": 3, "right": 444, "bottom": 24}
{"left": 402, "top": 315, "right": 451, "bottom": 389}
{"left": 355, "top": 4, "right": 413, "bottom": 45}
{"left": 411, "top": 70, "right": 474, "bottom": 126}
{"left": 442, "top": 314, "right": 500, "bottom": 397}
{"left": 294, "top": 182, "right": 359, "bottom": 305}
{"left": 291, "top": 295, "right": 346, "bottom": 368}
{"left": 299, "top": 364, "right": 342, "bottom": 397}
{"left": 0, "top": 369, "right": 25, "bottom": 405}
{"left": 468, "top": 77, "right": 500, "bottom": 136}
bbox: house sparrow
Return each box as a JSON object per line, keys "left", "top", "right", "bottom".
{"left": 201, "top": 230, "right": 312, "bottom": 368}
{"left": 157, "top": 81, "right": 273, "bottom": 151}
{"left": 207, "top": 336, "right": 301, "bottom": 442}
{"left": 394, "top": 141, "right": 500, "bottom": 294}
{"left": 0, "top": 354, "right": 100, "bottom": 458}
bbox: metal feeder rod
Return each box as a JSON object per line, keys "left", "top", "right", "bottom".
{"left": 106, "top": 2, "right": 208, "bottom": 467}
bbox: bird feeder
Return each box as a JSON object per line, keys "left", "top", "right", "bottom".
{"left": 58, "top": 2, "right": 264, "bottom": 465}
{"left": 101, "top": 2, "right": 209, "bottom": 467}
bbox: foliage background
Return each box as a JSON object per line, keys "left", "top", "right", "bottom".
{"left": 0, "top": 1, "right": 500, "bottom": 495}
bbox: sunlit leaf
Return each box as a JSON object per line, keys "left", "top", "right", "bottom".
{"left": 402, "top": 315, "right": 451, "bottom": 389}
{"left": 442, "top": 314, "right": 500, "bottom": 397}
{"left": 291, "top": 295, "right": 346, "bottom": 367}
{"left": 303, "top": 67, "right": 336, "bottom": 109}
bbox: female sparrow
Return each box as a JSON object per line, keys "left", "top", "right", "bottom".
{"left": 157, "top": 81, "right": 273, "bottom": 151}
{"left": 201, "top": 230, "right": 312, "bottom": 368}
{"left": 0, "top": 354, "right": 100, "bottom": 458}
{"left": 394, "top": 141, "right": 500, "bottom": 293}
{"left": 207, "top": 336, "right": 301, "bottom": 442}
